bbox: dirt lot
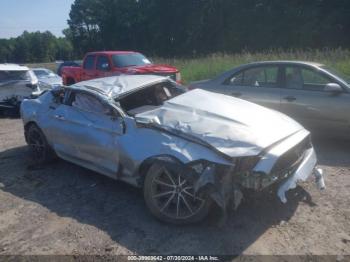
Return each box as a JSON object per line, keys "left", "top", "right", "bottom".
{"left": 0, "top": 118, "right": 349, "bottom": 256}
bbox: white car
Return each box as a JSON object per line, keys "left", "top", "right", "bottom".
{"left": 0, "top": 64, "right": 40, "bottom": 113}
{"left": 32, "top": 68, "right": 62, "bottom": 90}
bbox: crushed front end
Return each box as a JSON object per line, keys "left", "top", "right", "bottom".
{"left": 184, "top": 129, "right": 325, "bottom": 212}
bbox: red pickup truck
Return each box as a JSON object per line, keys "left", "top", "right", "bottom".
{"left": 61, "top": 51, "right": 181, "bottom": 85}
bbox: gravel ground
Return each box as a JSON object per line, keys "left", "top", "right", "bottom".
{"left": 0, "top": 118, "right": 349, "bottom": 256}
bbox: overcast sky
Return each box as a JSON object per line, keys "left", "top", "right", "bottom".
{"left": 0, "top": 0, "right": 75, "bottom": 39}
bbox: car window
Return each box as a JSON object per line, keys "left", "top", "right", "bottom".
{"left": 285, "top": 66, "right": 331, "bottom": 91}
{"left": 51, "top": 87, "right": 66, "bottom": 104}
{"left": 33, "top": 69, "right": 56, "bottom": 78}
{"left": 96, "top": 56, "right": 111, "bottom": 71}
{"left": 0, "top": 70, "right": 31, "bottom": 82}
{"left": 112, "top": 53, "right": 151, "bottom": 68}
{"left": 33, "top": 70, "right": 48, "bottom": 77}
{"left": 228, "top": 66, "right": 278, "bottom": 88}
{"left": 71, "top": 92, "right": 111, "bottom": 115}
{"left": 83, "top": 55, "right": 96, "bottom": 70}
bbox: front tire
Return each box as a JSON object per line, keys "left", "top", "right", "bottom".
{"left": 144, "top": 162, "right": 211, "bottom": 224}
{"left": 26, "top": 124, "right": 55, "bottom": 164}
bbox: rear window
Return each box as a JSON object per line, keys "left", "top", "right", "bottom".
{"left": 33, "top": 69, "right": 55, "bottom": 78}
{"left": 112, "top": 53, "right": 151, "bottom": 68}
{"left": 0, "top": 70, "right": 30, "bottom": 82}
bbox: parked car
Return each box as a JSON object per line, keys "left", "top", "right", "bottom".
{"left": 0, "top": 64, "right": 40, "bottom": 113}
{"left": 32, "top": 68, "right": 62, "bottom": 90}
{"left": 56, "top": 60, "right": 82, "bottom": 76}
{"left": 189, "top": 61, "right": 350, "bottom": 136}
{"left": 21, "top": 75, "right": 324, "bottom": 224}
{"left": 61, "top": 51, "right": 181, "bottom": 85}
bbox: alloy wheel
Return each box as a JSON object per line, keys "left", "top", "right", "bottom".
{"left": 150, "top": 167, "right": 206, "bottom": 220}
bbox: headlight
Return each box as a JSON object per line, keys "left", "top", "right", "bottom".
{"left": 187, "top": 159, "right": 234, "bottom": 175}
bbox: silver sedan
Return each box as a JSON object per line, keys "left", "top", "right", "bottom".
{"left": 32, "top": 68, "right": 63, "bottom": 90}
{"left": 189, "top": 61, "right": 350, "bottom": 136}
{"left": 20, "top": 75, "right": 324, "bottom": 224}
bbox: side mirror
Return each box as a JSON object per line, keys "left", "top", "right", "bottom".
{"left": 324, "top": 83, "right": 342, "bottom": 93}
{"left": 101, "top": 63, "right": 111, "bottom": 71}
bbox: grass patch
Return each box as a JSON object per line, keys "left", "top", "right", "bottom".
{"left": 154, "top": 48, "right": 350, "bottom": 84}
{"left": 26, "top": 49, "right": 350, "bottom": 84}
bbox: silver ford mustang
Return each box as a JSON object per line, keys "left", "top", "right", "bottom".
{"left": 20, "top": 75, "right": 325, "bottom": 224}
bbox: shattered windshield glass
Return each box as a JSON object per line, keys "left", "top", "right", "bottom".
{"left": 118, "top": 81, "right": 185, "bottom": 116}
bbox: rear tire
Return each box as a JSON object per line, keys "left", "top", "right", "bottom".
{"left": 144, "top": 162, "right": 211, "bottom": 224}
{"left": 26, "top": 124, "right": 55, "bottom": 165}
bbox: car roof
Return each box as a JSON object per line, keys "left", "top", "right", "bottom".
{"left": 86, "top": 51, "right": 139, "bottom": 56}
{"left": 0, "top": 63, "right": 29, "bottom": 71}
{"left": 72, "top": 74, "right": 169, "bottom": 98}
{"left": 242, "top": 60, "right": 324, "bottom": 68}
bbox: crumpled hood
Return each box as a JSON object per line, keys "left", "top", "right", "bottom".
{"left": 135, "top": 89, "right": 304, "bottom": 158}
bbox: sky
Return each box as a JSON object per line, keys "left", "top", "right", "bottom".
{"left": 0, "top": 0, "right": 75, "bottom": 39}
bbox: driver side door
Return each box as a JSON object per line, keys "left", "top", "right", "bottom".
{"left": 96, "top": 55, "right": 116, "bottom": 78}
{"left": 48, "top": 90, "right": 124, "bottom": 178}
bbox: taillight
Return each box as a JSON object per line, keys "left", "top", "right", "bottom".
{"left": 187, "top": 85, "right": 197, "bottom": 90}
{"left": 176, "top": 72, "right": 181, "bottom": 82}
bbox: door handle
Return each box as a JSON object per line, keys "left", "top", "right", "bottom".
{"left": 231, "top": 92, "right": 242, "bottom": 98}
{"left": 283, "top": 96, "right": 296, "bottom": 102}
{"left": 54, "top": 114, "right": 65, "bottom": 120}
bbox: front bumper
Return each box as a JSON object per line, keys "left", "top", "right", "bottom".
{"left": 277, "top": 147, "right": 325, "bottom": 203}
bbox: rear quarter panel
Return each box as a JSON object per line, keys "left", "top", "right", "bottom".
{"left": 21, "top": 92, "right": 53, "bottom": 130}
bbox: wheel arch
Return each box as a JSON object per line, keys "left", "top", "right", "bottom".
{"left": 138, "top": 154, "right": 183, "bottom": 187}
{"left": 24, "top": 121, "right": 39, "bottom": 143}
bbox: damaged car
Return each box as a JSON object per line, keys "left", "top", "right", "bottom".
{"left": 20, "top": 75, "right": 325, "bottom": 224}
{"left": 0, "top": 64, "right": 40, "bottom": 113}
{"left": 32, "top": 68, "right": 63, "bottom": 90}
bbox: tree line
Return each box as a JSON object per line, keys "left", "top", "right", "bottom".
{"left": 0, "top": 31, "right": 74, "bottom": 63}
{"left": 1, "top": 0, "right": 350, "bottom": 63}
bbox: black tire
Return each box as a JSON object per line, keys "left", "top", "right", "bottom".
{"left": 26, "top": 124, "right": 55, "bottom": 165}
{"left": 144, "top": 162, "right": 211, "bottom": 224}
